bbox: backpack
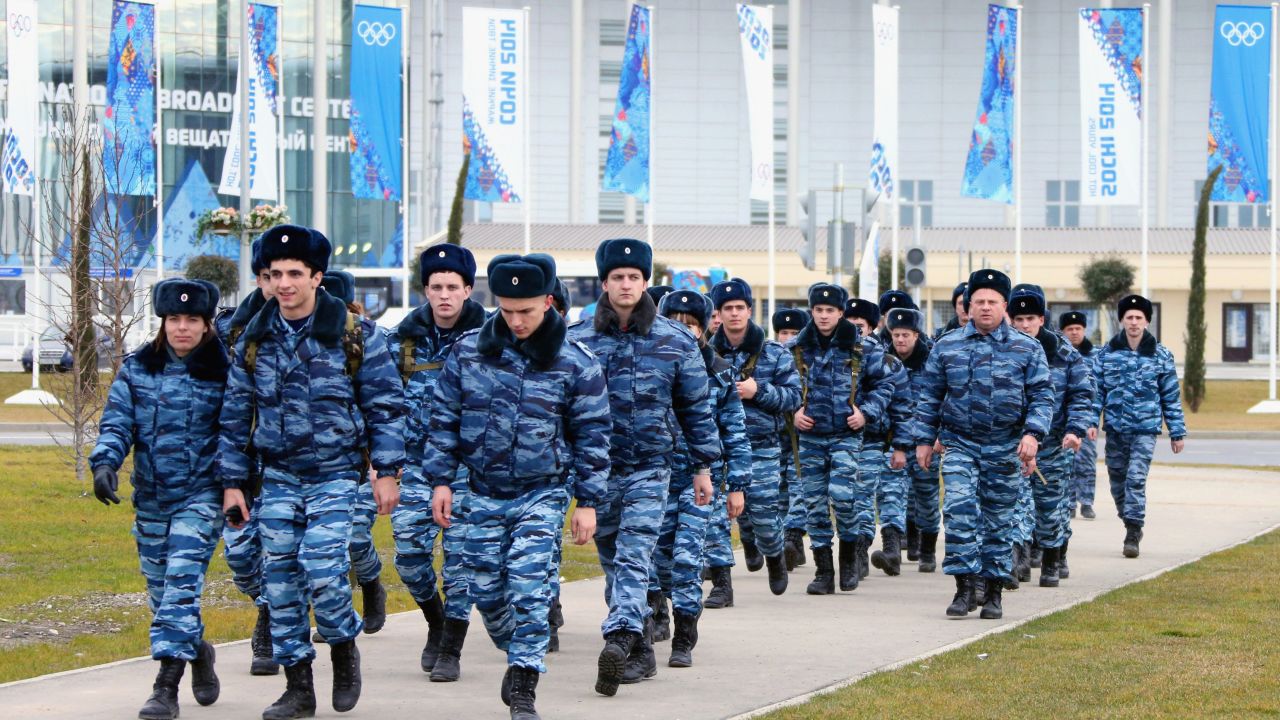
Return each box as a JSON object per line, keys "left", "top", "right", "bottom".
{"left": 396, "top": 337, "right": 444, "bottom": 386}
{"left": 792, "top": 342, "right": 863, "bottom": 412}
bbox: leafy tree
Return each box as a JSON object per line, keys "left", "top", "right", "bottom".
{"left": 186, "top": 255, "right": 239, "bottom": 299}
{"left": 1078, "top": 256, "right": 1135, "bottom": 338}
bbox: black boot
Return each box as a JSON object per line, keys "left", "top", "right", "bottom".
{"left": 765, "top": 553, "right": 789, "bottom": 595}
{"left": 945, "top": 574, "right": 974, "bottom": 617}
{"left": 1081, "top": 504, "right": 1096, "bottom": 519}
{"left": 972, "top": 575, "right": 988, "bottom": 606}
{"left": 742, "top": 537, "right": 764, "bottom": 572}
{"left": 703, "top": 567, "right": 734, "bottom": 609}
{"left": 980, "top": 578, "right": 1003, "bottom": 620}
{"left": 1039, "top": 546, "right": 1061, "bottom": 587}
{"left": 359, "top": 577, "right": 387, "bottom": 634}
{"left": 1030, "top": 543, "right": 1043, "bottom": 569}
{"left": 429, "top": 618, "right": 469, "bottom": 682}
{"left": 262, "top": 661, "right": 316, "bottom": 720}
{"left": 794, "top": 530, "right": 808, "bottom": 566}
{"left": 595, "top": 629, "right": 639, "bottom": 697}
{"left": 837, "top": 539, "right": 860, "bottom": 591}
{"left": 858, "top": 538, "right": 870, "bottom": 580}
{"left": 547, "top": 595, "right": 563, "bottom": 653}
{"left": 417, "top": 594, "right": 446, "bottom": 672}
{"left": 1123, "top": 522, "right": 1143, "bottom": 558}
{"left": 784, "top": 528, "right": 804, "bottom": 570}
{"left": 138, "top": 658, "right": 184, "bottom": 720}
{"left": 251, "top": 603, "right": 280, "bottom": 676}
{"left": 1015, "top": 543, "right": 1032, "bottom": 583}
{"left": 620, "top": 618, "right": 657, "bottom": 684}
{"left": 648, "top": 590, "right": 671, "bottom": 642}
{"left": 806, "top": 547, "right": 835, "bottom": 595}
{"left": 1059, "top": 540, "right": 1071, "bottom": 579}
{"left": 190, "top": 640, "right": 220, "bottom": 706}
{"left": 667, "top": 611, "right": 700, "bottom": 668}
{"left": 330, "top": 640, "right": 361, "bottom": 712}
{"left": 507, "top": 666, "right": 541, "bottom": 720}
{"left": 906, "top": 518, "right": 921, "bottom": 561}
{"left": 918, "top": 531, "right": 938, "bottom": 573}
{"left": 871, "top": 527, "right": 903, "bottom": 576}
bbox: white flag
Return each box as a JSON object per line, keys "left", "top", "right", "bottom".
{"left": 859, "top": 221, "right": 881, "bottom": 302}
{"left": 1078, "top": 9, "right": 1143, "bottom": 205}
{"left": 461, "top": 7, "right": 528, "bottom": 203}
{"left": 737, "top": 4, "right": 774, "bottom": 202}
{"left": 3, "top": 0, "right": 39, "bottom": 197}
{"left": 869, "top": 4, "right": 899, "bottom": 200}
{"left": 220, "top": 2, "right": 280, "bottom": 200}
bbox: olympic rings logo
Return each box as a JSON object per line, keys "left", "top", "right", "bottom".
{"left": 357, "top": 20, "right": 396, "bottom": 47}
{"left": 1220, "top": 21, "right": 1265, "bottom": 47}
{"left": 874, "top": 20, "right": 897, "bottom": 43}
{"left": 8, "top": 13, "right": 33, "bottom": 38}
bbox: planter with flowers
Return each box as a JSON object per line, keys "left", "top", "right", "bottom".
{"left": 195, "top": 207, "right": 240, "bottom": 238}
{"left": 243, "top": 204, "right": 290, "bottom": 234}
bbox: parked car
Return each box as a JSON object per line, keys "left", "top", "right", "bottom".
{"left": 21, "top": 326, "right": 118, "bottom": 373}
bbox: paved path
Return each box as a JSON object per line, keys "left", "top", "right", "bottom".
{"left": 3, "top": 464, "right": 1279, "bottom": 720}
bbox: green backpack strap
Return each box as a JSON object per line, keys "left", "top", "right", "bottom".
{"left": 846, "top": 343, "right": 864, "bottom": 409}
{"left": 792, "top": 346, "right": 809, "bottom": 408}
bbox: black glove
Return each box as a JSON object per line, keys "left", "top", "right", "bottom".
{"left": 93, "top": 466, "right": 120, "bottom": 505}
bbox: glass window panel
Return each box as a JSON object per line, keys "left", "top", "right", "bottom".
{"left": 1212, "top": 205, "right": 1230, "bottom": 227}
{"left": 900, "top": 180, "right": 914, "bottom": 202}
{"left": 1225, "top": 307, "right": 1249, "bottom": 348}
{"left": 921, "top": 206, "right": 933, "bottom": 226}
{"left": 1046, "top": 180, "right": 1060, "bottom": 202}
{"left": 1065, "top": 180, "right": 1080, "bottom": 202}
{"left": 919, "top": 180, "right": 933, "bottom": 202}
{"left": 1065, "top": 205, "right": 1080, "bottom": 227}
{"left": 1239, "top": 206, "right": 1254, "bottom": 227}
{"left": 1046, "top": 206, "right": 1061, "bottom": 227}
{"left": 1254, "top": 304, "right": 1274, "bottom": 359}
{"left": 900, "top": 205, "right": 914, "bottom": 227}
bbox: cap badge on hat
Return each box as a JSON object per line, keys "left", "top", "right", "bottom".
{"left": 511, "top": 277, "right": 520, "bottom": 286}
{"left": 681, "top": 296, "right": 688, "bottom": 303}
{"left": 987, "top": 273, "right": 993, "bottom": 279}
{"left": 823, "top": 291, "right": 830, "bottom": 297}
{"left": 180, "top": 293, "right": 189, "bottom": 302}
{"left": 624, "top": 247, "right": 632, "bottom": 255}
{"left": 281, "top": 235, "right": 289, "bottom": 243}
{"left": 439, "top": 250, "right": 446, "bottom": 257}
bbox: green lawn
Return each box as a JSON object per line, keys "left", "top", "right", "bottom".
{"left": 0, "top": 446, "right": 603, "bottom": 683}
{"left": 761, "top": 528, "right": 1280, "bottom": 719}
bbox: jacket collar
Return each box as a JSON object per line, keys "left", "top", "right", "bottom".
{"left": 1107, "top": 329, "right": 1157, "bottom": 356}
{"left": 963, "top": 320, "right": 1010, "bottom": 341}
{"left": 1077, "top": 337, "right": 1094, "bottom": 356}
{"left": 796, "top": 317, "right": 860, "bottom": 352}
{"left": 134, "top": 334, "right": 229, "bottom": 382}
{"left": 477, "top": 307, "right": 567, "bottom": 368}
{"left": 897, "top": 337, "right": 930, "bottom": 371}
{"left": 700, "top": 342, "right": 731, "bottom": 375}
{"left": 243, "top": 291, "right": 349, "bottom": 347}
{"left": 711, "top": 320, "right": 765, "bottom": 357}
{"left": 1035, "top": 327, "right": 1060, "bottom": 360}
{"left": 594, "top": 291, "right": 657, "bottom": 335}
{"left": 228, "top": 288, "right": 267, "bottom": 331}
{"left": 397, "top": 298, "right": 487, "bottom": 340}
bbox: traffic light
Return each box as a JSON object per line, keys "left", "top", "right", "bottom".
{"left": 798, "top": 190, "right": 817, "bottom": 271}
{"left": 904, "top": 245, "right": 926, "bottom": 288}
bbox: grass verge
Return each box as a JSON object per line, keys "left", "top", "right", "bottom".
{"left": 0, "top": 446, "right": 602, "bottom": 683}
{"left": 760, "top": 528, "right": 1280, "bottom": 719}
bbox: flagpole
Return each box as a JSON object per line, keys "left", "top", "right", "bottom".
{"left": 1014, "top": 4, "right": 1023, "bottom": 282}
{"left": 890, "top": 4, "right": 901, "bottom": 292}
{"left": 277, "top": 2, "right": 284, "bottom": 209}
{"left": 647, "top": 4, "right": 655, "bottom": 251}
{"left": 238, "top": 0, "right": 252, "bottom": 296}
{"left": 766, "top": 4, "right": 775, "bottom": 322}
{"left": 401, "top": 3, "right": 411, "bottom": 309}
{"left": 522, "top": 5, "right": 532, "bottom": 254}
{"left": 1270, "top": 3, "right": 1278, "bottom": 401}
{"left": 153, "top": 0, "right": 165, "bottom": 296}
{"left": 1141, "top": 3, "right": 1151, "bottom": 297}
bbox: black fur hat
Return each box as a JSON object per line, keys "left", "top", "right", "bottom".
{"left": 258, "top": 224, "right": 331, "bottom": 274}
{"left": 595, "top": 238, "right": 652, "bottom": 280}
{"left": 1117, "top": 294, "right": 1153, "bottom": 322}
{"left": 154, "top": 278, "right": 219, "bottom": 319}
{"left": 885, "top": 308, "right": 924, "bottom": 334}
{"left": 808, "top": 283, "right": 848, "bottom": 310}
{"left": 964, "top": 269, "right": 1012, "bottom": 310}
{"left": 772, "top": 308, "right": 806, "bottom": 333}
{"left": 1059, "top": 311, "right": 1087, "bottom": 329}
{"left": 420, "top": 243, "right": 477, "bottom": 287}
{"left": 659, "top": 289, "right": 711, "bottom": 329}
{"left": 488, "top": 253, "right": 557, "bottom": 299}
{"left": 320, "top": 270, "right": 356, "bottom": 304}
{"left": 844, "top": 298, "right": 881, "bottom": 327}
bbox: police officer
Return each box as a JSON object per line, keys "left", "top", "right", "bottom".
{"left": 914, "top": 270, "right": 1053, "bottom": 620}
{"left": 933, "top": 282, "right": 970, "bottom": 341}
{"left": 546, "top": 277, "right": 574, "bottom": 652}
{"left": 789, "top": 283, "right": 900, "bottom": 595}
{"left": 710, "top": 279, "right": 801, "bottom": 595}
{"left": 567, "top": 238, "right": 720, "bottom": 697}
{"left": 427, "top": 253, "right": 610, "bottom": 720}
{"left": 1059, "top": 311, "right": 1101, "bottom": 521}
{"left": 386, "top": 244, "right": 488, "bottom": 680}
{"left": 1008, "top": 288, "right": 1094, "bottom": 587}
{"left": 875, "top": 290, "right": 916, "bottom": 345}
{"left": 772, "top": 308, "right": 809, "bottom": 569}
{"left": 214, "top": 239, "right": 278, "bottom": 676}
{"left": 843, "top": 298, "right": 880, "bottom": 339}
{"left": 218, "top": 225, "right": 406, "bottom": 719}
{"left": 1094, "top": 294, "right": 1187, "bottom": 558}
{"left": 93, "top": 279, "right": 228, "bottom": 720}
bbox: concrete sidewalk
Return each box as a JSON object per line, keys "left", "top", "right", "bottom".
{"left": 4, "top": 464, "right": 1279, "bottom": 720}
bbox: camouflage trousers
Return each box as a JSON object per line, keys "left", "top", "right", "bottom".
{"left": 392, "top": 474, "right": 473, "bottom": 620}
{"left": 650, "top": 478, "right": 713, "bottom": 615}
{"left": 799, "top": 432, "right": 869, "bottom": 549}
{"left": 738, "top": 442, "right": 786, "bottom": 558}
{"left": 1104, "top": 432, "right": 1157, "bottom": 528}
{"left": 134, "top": 491, "right": 223, "bottom": 661}
{"left": 1013, "top": 465, "right": 1036, "bottom": 545}
{"left": 223, "top": 493, "right": 266, "bottom": 605}
{"left": 441, "top": 483, "right": 474, "bottom": 621}
{"left": 703, "top": 478, "right": 736, "bottom": 569}
{"left": 464, "top": 483, "right": 569, "bottom": 672}
{"left": 1070, "top": 435, "right": 1099, "bottom": 506}
{"left": 349, "top": 480, "right": 383, "bottom": 585}
{"left": 259, "top": 469, "right": 363, "bottom": 666}
{"left": 1032, "top": 445, "right": 1074, "bottom": 548}
{"left": 863, "top": 444, "right": 909, "bottom": 534}
{"left": 596, "top": 462, "right": 669, "bottom": 635}
{"left": 908, "top": 454, "right": 942, "bottom": 534}
{"left": 939, "top": 433, "right": 1022, "bottom": 581}
{"left": 781, "top": 442, "right": 808, "bottom": 531}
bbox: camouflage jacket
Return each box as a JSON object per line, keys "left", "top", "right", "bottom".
{"left": 568, "top": 292, "right": 720, "bottom": 469}
{"left": 786, "top": 318, "right": 901, "bottom": 437}
{"left": 672, "top": 344, "right": 754, "bottom": 493}
{"left": 1034, "top": 329, "right": 1096, "bottom": 443}
{"left": 217, "top": 292, "right": 406, "bottom": 488}
{"left": 710, "top": 321, "right": 802, "bottom": 443}
{"left": 1094, "top": 330, "right": 1186, "bottom": 439}
{"left": 92, "top": 337, "right": 229, "bottom": 510}
{"left": 385, "top": 299, "right": 487, "bottom": 484}
{"left": 423, "top": 309, "right": 611, "bottom": 506}
{"left": 913, "top": 321, "right": 1054, "bottom": 446}
{"left": 214, "top": 288, "right": 267, "bottom": 347}
{"left": 873, "top": 336, "right": 929, "bottom": 452}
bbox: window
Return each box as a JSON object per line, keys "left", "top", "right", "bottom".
{"left": 1046, "top": 180, "right": 1081, "bottom": 227}
{"left": 600, "top": 19, "right": 626, "bottom": 47}
{"left": 0, "top": 279, "right": 26, "bottom": 315}
{"left": 1192, "top": 181, "right": 1264, "bottom": 227}
{"left": 898, "top": 180, "right": 934, "bottom": 227}
{"left": 1223, "top": 303, "right": 1278, "bottom": 362}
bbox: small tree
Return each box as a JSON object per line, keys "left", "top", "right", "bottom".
{"left": 447, "top": 152, "right": 470, "bottom": 245}
{"left": 1184, "top": 165, "right": 1222, "bottom": 412}
{"left": 186, "top": 254, "right": 240, "bottom": 299}
{"left": 1079, "top": 256, "right": 1136, "bottom": 339}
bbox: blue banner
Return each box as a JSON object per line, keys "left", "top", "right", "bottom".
{"left": 103, "top": 1, "right": 157, "bottom": 196}
{"left": 1208, "top": 5, "right": 1271, "bottom": 203}
{"left": 350, "top": 5, "right": 403, "bottom": 201}
{"left": 961, "top": 4, "right": 1017, "bottom": 205}
{"left": 602, "top": 4, "right": 651, "bottom": 202}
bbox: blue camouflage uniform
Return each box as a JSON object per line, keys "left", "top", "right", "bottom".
{"left": 1069, "top": 337, "right": 1101, "bottom": 507}
{"left": 788, "top": 318, "right": 900, "bottom": 548}
{"left": 217, "top": 291, "right": 406, "bottom": 667}
{"left": 710, "top": 321, "right": 802, "bottom": 561}
{"left": 860, "top": 355, "right": 914, "bottom": 537}
{"left": 567, "top": 292, "right": 720, "bottom": 636}
{"left": 386, "top": 299, "right": 488, "bottom": 618}
{"left": 913, "top": 321, "right": 1053, "bottom": 581}
{"left": 1094, "top": 330, "right": 1186, "bottom": 528}
{"left": 92, "top": 337, "right": 230, "bottom": 661}
{"left": 423, "top": 307, "right": 611, "bottom": 672}
{"left": 893, "top": 336, "right": 942, "bottom": 536}
{"left": 1029, "top": 329, "right": 1095, "bottom": 549}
